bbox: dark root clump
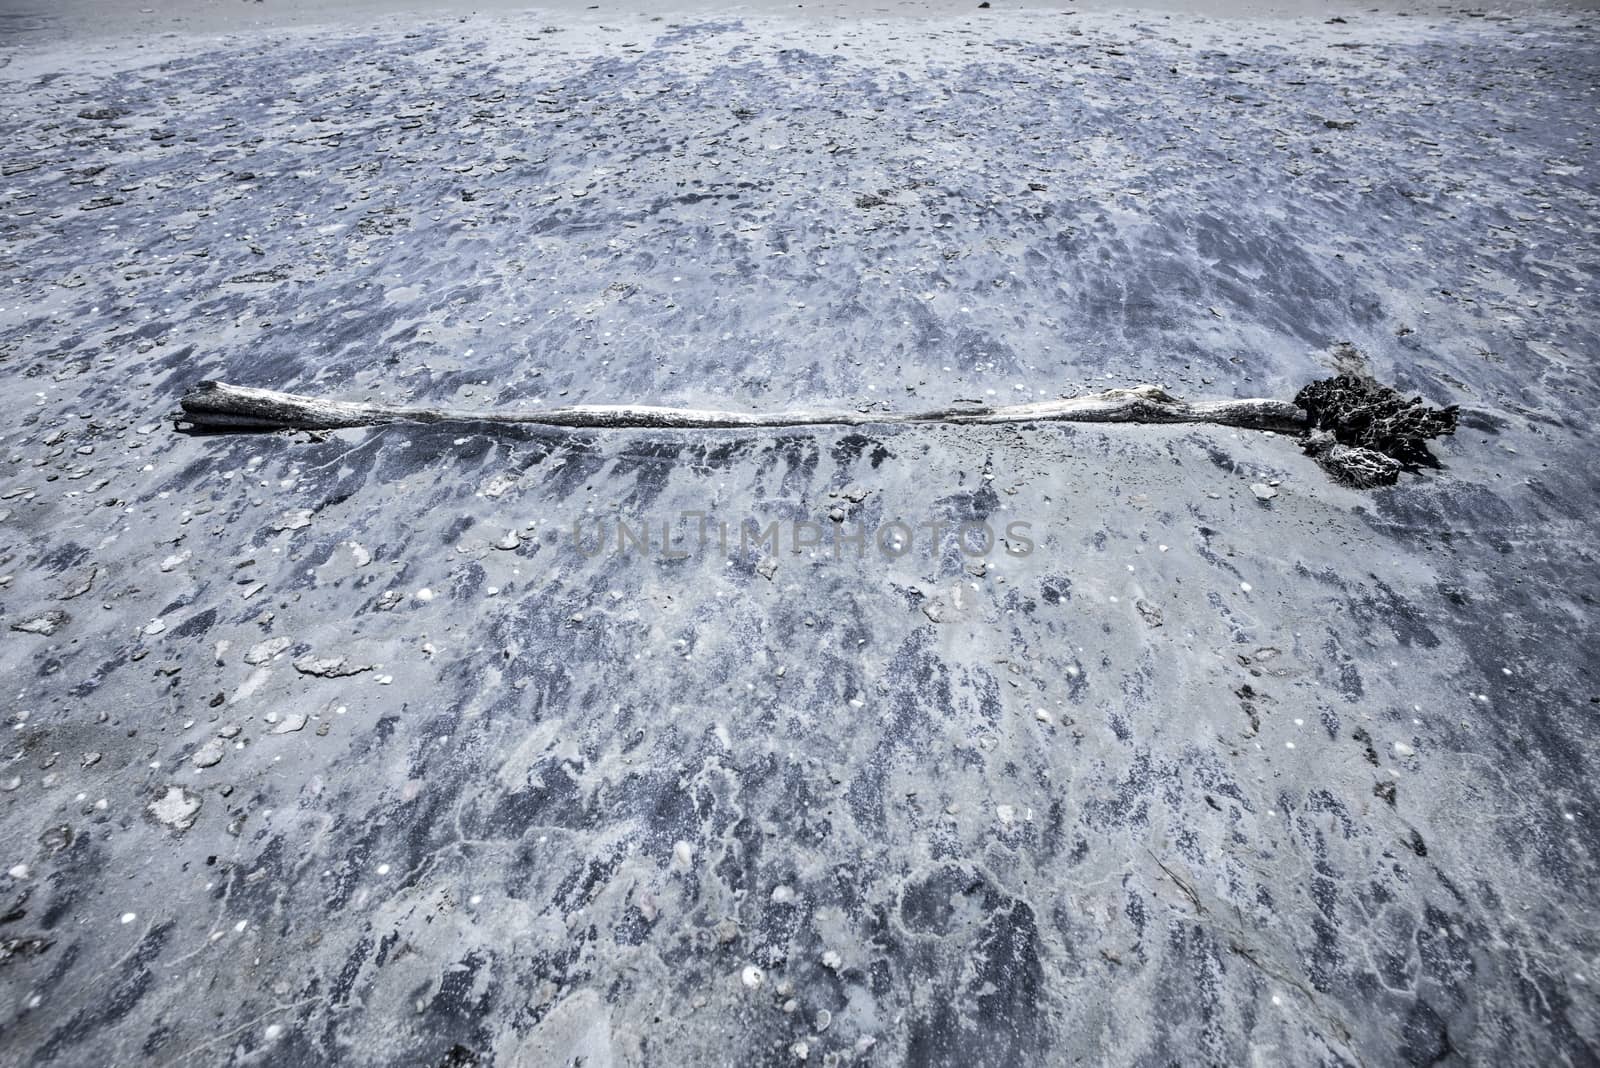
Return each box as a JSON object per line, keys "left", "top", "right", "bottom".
{"left": 1293, "top": 375, "right": 1457, "bottom": 486}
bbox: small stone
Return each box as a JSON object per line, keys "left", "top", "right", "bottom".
{"left": 293, "top": 655, "right": 372, "bottom": 678}
{"left": 192, "top": 739, "right": 225, "bottom": 768}
{"left": 11, "top": 610, "right": 68, "bottom": 636}
{"left": 757, "top": 557, "right": 777, "bottom": 581}
{"left": 1393, "top": 741, "right": 1416, "bottom": 758}
{"left": 741, "top": 965, "right": 764, "bottom": 989}
{"left": 273, "top": 509, "right": 313, "bottom": 531}
{"left": 1250, "top": 483, "right": 1278, "bottom": 501}
{"left": 147, "top": 786, "right": 202, "bottom": 832}
{"left": 272, "top": 713, "right": 308, "bottom": 734}
{"left": 61, "top": 568, "right": 97, "bottom": 600}
{"left": 495, "top": 531, "right": 521, "bottom": 550}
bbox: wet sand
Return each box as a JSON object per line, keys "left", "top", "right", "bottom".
{"left": 1, "top": 1, "right": 1598, "bottom": 1065}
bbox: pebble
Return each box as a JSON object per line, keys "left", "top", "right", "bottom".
{"left": 741, "top": 965, "right": 764, "bottom": 988}
{"left": 272, "top": 713, "right": 308, "bottom": 734}
{"left": 12, "top": 610, "right": 69, "bottom": 636}
{"left": 1250, "top": 483, "right": 1278, "bottom": 501}
{"left": 147, "top": 785, "right": 202, "bottom": 831}
{"left": 1393, "top": 741, "right": 1416, "bottom": 757}
{"left": 293, "top": 654, "right": 371, "bottom": 678}
{"left": 191, "top": 739, "right": 225, "bottom": 768}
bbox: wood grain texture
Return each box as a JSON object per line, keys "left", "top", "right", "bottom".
{"left": 176, "top": 380, "right": 1308, "bottom": 434}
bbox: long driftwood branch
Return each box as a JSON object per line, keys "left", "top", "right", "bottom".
{"left": 177, "top": 381, "right": 1307, "bottom": 434}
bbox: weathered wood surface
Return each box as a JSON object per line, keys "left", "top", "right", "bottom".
{"left": 177, "top": 380, "right": 1308, "bottom": 434}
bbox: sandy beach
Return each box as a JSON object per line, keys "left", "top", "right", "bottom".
{"left": 1, "top": 0, "right": 1597, "bottom": 1064}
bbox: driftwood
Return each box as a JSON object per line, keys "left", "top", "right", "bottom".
{"left": 176, "top": 381, "right": 1307, "bottom": 434}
